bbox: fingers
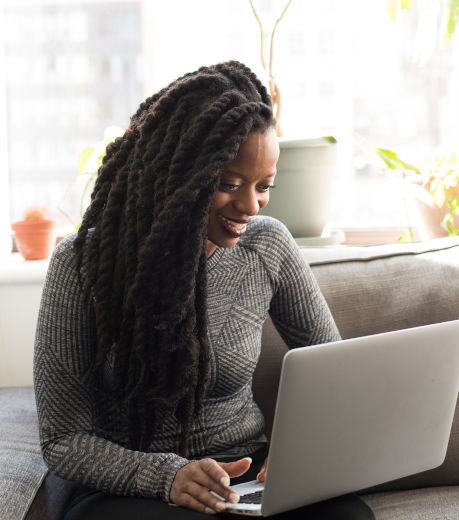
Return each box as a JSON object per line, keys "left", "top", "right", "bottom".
{"left": 257, "top": 456, "right": 268, "bottom": 482}
{"left": 178, "top": 491, "right": 222, "bottom": 515}
{"left": 178, "top": 484, "right": 227, "bottom": 515}
{"left": 170, "top": 458, "right": 242, "bottom": 515}
{"left": 219, "top": 456, "right": 252, "bottom": 478}
{"left": 201, "top": 457, "right": 232, "bottom": 487}
{"left": 257, "top": 467, "right": 266, "bottom": 482}
{"left": 198, "top": 459, "right": 240, "bottom": 501}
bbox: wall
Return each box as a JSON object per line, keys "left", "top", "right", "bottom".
{"left": 0, "top": 256, "right": 47, "bottom": 387}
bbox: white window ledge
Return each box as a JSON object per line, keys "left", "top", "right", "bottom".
{"left": 0, "top": 253, "right": 49, "bottom": 284}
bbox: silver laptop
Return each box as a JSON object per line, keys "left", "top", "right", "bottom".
{"left": 223, "top": 319, "right": 459, "bottom": 516}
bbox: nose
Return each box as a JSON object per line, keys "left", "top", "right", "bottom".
{"left": 233, "top": 187, "right": 263, "bottom": 216}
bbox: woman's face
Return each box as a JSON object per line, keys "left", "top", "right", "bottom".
{"left": 207, "top": 127, "right": 279, "bottom": 257}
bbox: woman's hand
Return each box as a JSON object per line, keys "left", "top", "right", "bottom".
{"left": 257, "top": 456, "right": 268, "bottom": 482}
{"left": 170, "top": 456, "right": 252, "bottom": 514}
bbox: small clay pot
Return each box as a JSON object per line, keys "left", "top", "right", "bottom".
{"left": 408, "top": 178, "right": 459, "bottom": 240}
{"left": 11, "top": 219, "right": 57, "bottom": 260}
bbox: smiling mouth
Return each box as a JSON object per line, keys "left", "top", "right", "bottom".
{"left": 217, "top": 214, "right": 249, "bottom": 237}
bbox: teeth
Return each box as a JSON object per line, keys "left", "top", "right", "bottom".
{"left": 219, "top": 215, "right": 247, "bottom": 233}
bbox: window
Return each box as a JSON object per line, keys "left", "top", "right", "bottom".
{"left": 2, "top": 0, "right": 459, "bottom": 235}
{"left": 2, "top": 0, "right": 142, "bottom": 230}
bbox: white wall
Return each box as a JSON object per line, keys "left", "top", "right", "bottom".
{"left": 0, "top": 257, "right": 48, "bottom": 387}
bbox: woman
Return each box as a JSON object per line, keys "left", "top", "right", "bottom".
{"left": 34, "top": 61, "right": 374, "bottom": 519}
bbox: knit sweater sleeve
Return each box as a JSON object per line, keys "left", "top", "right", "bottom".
{"left": 259, "top": 218, "right": 341, "bottom": 347}
{"left": 33, "top": 237, "right": 189, "bottom": 502}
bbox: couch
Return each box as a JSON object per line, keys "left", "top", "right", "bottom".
{"left": 1, "top": 236, "right": 459, "bottom": 519}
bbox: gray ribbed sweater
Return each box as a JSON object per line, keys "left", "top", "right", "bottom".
{"left": 34, "top": 216, "right": 340, "bottom": 503}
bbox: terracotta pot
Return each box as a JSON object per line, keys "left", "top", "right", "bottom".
{"left": 408, "top": 178, "right": 459, "bottom": 240}
{"left": 11, "top": 219, "right": 57, "bottom": 260}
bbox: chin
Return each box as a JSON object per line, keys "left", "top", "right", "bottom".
{"left": 210, "top": 236, "right": 240, "bottom": 249}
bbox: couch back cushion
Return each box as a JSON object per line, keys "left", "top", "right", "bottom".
{"left": 253, "top": 237, "right": 459, "bottom": 488}
{"left": 304, "top": 237, "right": 459, "bottom": 340}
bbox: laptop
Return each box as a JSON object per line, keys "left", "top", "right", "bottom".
{"left": 221, "top": 319, "right": 459, "bottom": 516}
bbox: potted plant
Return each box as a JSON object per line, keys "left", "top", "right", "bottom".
{"left": 373, "top": 146, "right": 459, "bottom": 240}
{"left": 261, "top": 135, "right": 338, "bottom": 239}
{"left": 248, "top": 0, "right": 339, "bottom": 239}
{"left": 349, "top": 1, "right": 459, "bottom": 241}
{"left": 11, "top": 206, "right": 57, "bottom": 260}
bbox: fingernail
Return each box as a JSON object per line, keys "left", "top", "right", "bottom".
{"left": 205, "top": 507, "right": 216, "bottom": 515}
{"left": 220, "top": 475, "right": 230, "bottom": 487}
{"left": 215, "top": 501, "right": 226, "bottom": 512}
{"left": 229, "top": 493, "right": 239, "bottom": 504}
{"left": 243, "top": 457, "right": 252, "bottom": 463}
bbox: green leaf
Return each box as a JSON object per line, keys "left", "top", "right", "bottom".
{"left": 430, "top": 177, "right": 446, "bottom": 207}
{"left": 385, "top": 0, "right": 398, "bottom": 20}
{"left": 441, "top": 213, "right": 459, "bottom": 235}
{"left": 448, "top": 195, "right": 459, "bottom": 215}
{"left": 400, "top": 0, "right": 414, "bottom": 12}
{"left": 445, "top": 0, "right": 459, "bottom": 40}
{"left": 78, "top": 146, "right": 95, "bottom": 173}
{"left": 97, "top": 151, "right": 106, "bottom": 167}
{"left": 374, "top": 147, "right": 420, "bottom": 172}
{"left": 398, "top": 229, "right": 414, "bottom": 242}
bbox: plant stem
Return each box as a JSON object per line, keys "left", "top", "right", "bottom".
{"left": 269, "top": 0, "right": 294, "bottom": 80}
{"left": 269, "top": 0, "right": 293, "bottom": 136}
{"left": 57, "top": 176, "right": 78, "bottom": 228}
{"left": 80, "top": 174, "right": 95, "bottom": 218}
{"left": 249, "top": 0, "right": 294, "bottom": 136}
{"left": 401, "top": 171, "right": 416, "bottom": 241}
{"left": 249, "top": 0, "right": 266, "bottom": 70}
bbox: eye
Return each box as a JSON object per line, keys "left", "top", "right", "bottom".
{"left": 219, "top": 182, "right": 240, "bottom": 191}
{"left": 258, "top": 184, "right": 276, "bottom": 193}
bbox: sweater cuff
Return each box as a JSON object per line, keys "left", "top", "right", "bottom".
{"left": 137, "top": 452, "right": 190, "bottom": 503}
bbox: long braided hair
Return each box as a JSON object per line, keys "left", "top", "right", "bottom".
{"left": 73, "top": 61, "right": 276, "bottom": 454}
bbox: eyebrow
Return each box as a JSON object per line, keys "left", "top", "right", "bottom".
{"left": 223, "top": 168, "right": 276, "bottom": 180}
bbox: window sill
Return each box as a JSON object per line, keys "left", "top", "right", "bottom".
{"left": 341, "top": 227, "right": 421, "bottom": 246}
{"left": 4, "top": 227, "right": 431, "bottom": 279}
{"left": 0, "top": 253, "right": 49, "bottom": 284}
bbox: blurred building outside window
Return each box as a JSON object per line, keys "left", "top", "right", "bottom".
{"left": 1, "top": 0, "right": 459, "bottom": 239}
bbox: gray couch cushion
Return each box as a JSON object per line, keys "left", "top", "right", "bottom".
{"left": 0, "top": 387, "right": 47, "bottom": 520}
{"left": 303, "top": 237, "right": 459, "bottom": 339}
{"left": 361, "top": 486, "right": 459, "bottom": 520}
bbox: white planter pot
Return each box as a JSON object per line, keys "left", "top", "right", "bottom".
{"left": 260, "top": 136, "right": 337, "bottom": 238}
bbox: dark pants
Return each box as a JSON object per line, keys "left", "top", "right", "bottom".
{"left": 63, "top": 447, "right": 375, "bottom": 520}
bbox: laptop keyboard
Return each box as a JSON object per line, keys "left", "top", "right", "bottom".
{"left": 238, "top": 490, "right": 264, "bottom": 504}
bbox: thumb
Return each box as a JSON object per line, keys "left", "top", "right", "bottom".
{"left": 218, "top": 457, "right": 252, "bottom": 478}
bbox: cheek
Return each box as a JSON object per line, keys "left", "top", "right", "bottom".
{"left": 259, "top": 192, "right": 270, "bottom": 209}
{"left": 209, "top": 191, "right": 230, "bottom": 213}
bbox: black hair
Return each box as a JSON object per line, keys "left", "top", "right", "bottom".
{"left": 73, "top": 61, "right": 275, "bottom": 454}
